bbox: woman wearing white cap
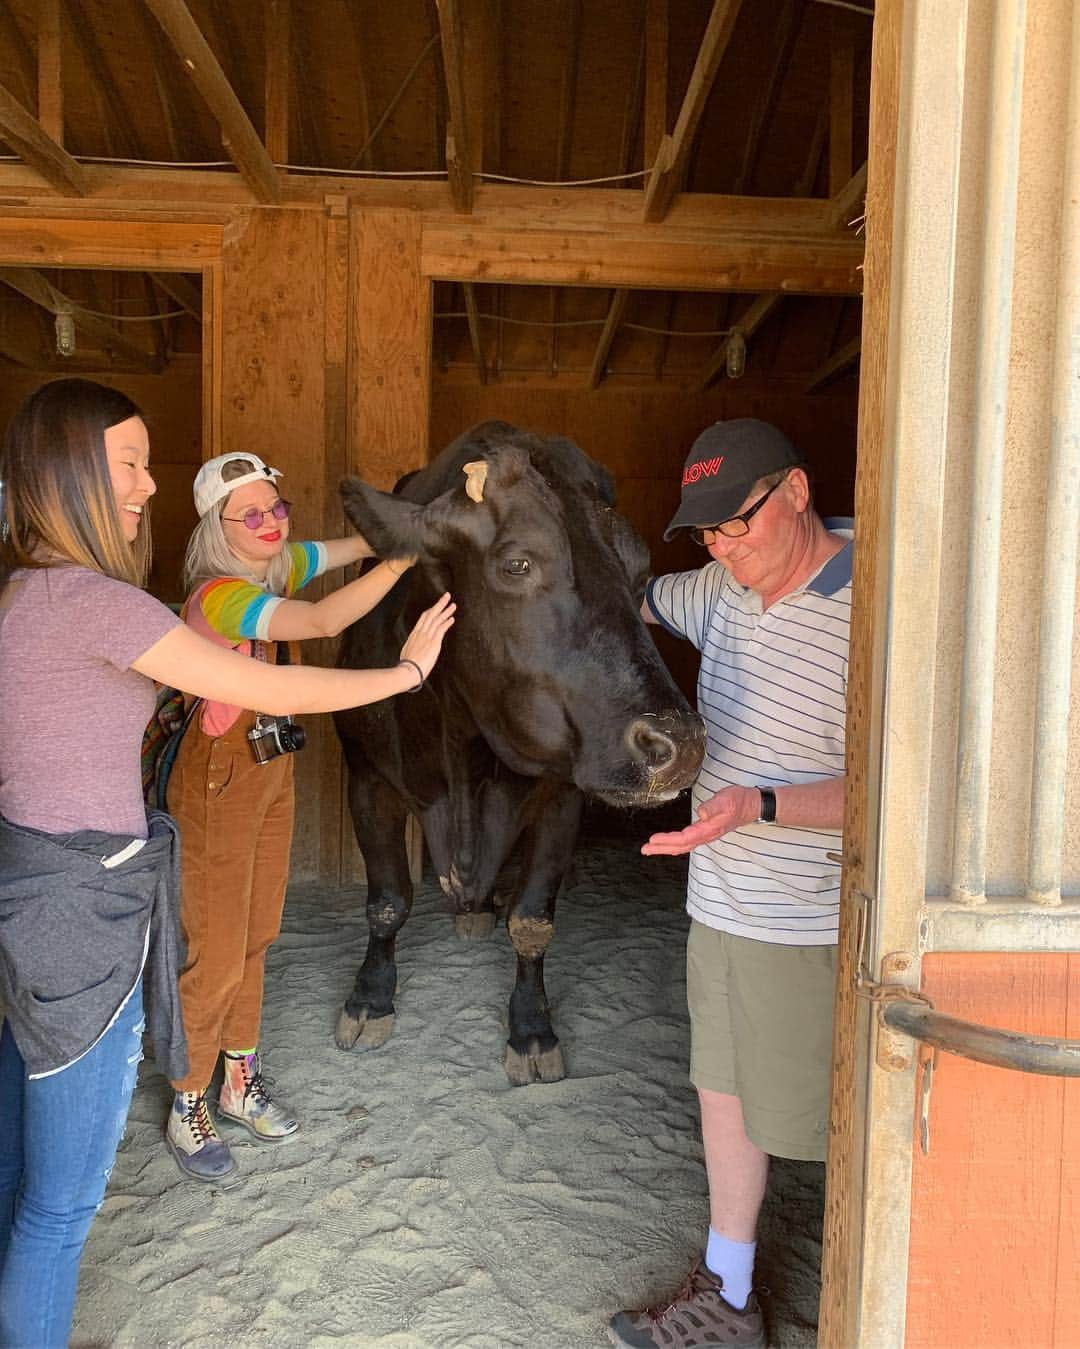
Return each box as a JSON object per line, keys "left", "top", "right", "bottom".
{"left": 162, "top": 451, "right": 427, "bottom": 1183}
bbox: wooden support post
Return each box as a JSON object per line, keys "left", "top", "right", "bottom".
{"left": 37, "top": 0, "right": 62, "bottom": 144}
{"left": 0, "top": 82, "right": 89, "bottom": 195}
{"left": 588, "top": 288, "right": 629, "bottom": 388}
{"left": 805, "top": 334, "right": 860, "bottom": 392}
{"left": 436, "top": 0, "right": 474, "bottom": 211}
{"left": 144, "top": 0, "right": 281, "bottom": 202}
{"left": 644, "top": 0, "right": 668, "bottom": 169}
{"left": 265, "top": 0, "right": 290, "bottom": 165}
{"left": 643, "top": 0, "right": 743, "bottom": 222}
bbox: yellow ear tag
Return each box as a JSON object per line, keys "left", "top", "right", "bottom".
{"left": 463, "top": 460, "right": 488, "bottom": 503}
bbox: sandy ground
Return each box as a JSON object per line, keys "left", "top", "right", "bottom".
{"left": 72, "top": 822, "right": 825, "bottom": 1349}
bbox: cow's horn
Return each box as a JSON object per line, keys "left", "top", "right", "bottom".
{"left": 463, "top": 459, "right": 488, "bottom": 503}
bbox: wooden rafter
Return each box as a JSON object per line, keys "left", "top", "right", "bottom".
{"left": 462, "top": 282, "right": 487, "bottom": 383}
{"left": 698, "top": 292, "right": 782, "bottom": 389}
{"left": 643, "top": 0, "right": 744, "bottom": 222}
{"left": 830, "top": 160, "right": 868, "bottom": 229}
{"left": 617, "top": 25, "right": 645, "bottom": 187}
{"left": 795, "top": 103, "right": 828, "bottom": 196}
{"left": 66, "top": 0, "right": 144, "bottom": 159}
{"left": 37, "top": 0, "right": 62, "bottom": 143}
{"left": 828, "top": 10, "right": 855, "bottom": 196}
{"left": 264, "top": 0, "right": 290, "bottom": 164}
{"left": 290, "top": 9, "right": 325, "bottom": 169}
{"left": 150, "top": 271, "right": 201, "bottom": 318}
{"left": 137, "top": 2, "right": 185, "bottom": 160}
{"left": 588, "top": 288, "right": 629, "bottom": 389}
{"left": 805, "top": 334, "right": 860, "bottom": 392}
{"left": 0, "top": 82, "right": 90, "bottom": 194}
{"left": 435, "top": 0, "right": 474, "bottom": 211}
{"left": 555, "top": 0, "right": 581, "bottom": 180}
{"left": 732, "top": 0, "right": 801, "bottom": 194}
{"left": 144, "top": 0, "right": 280, "bottom": 203}
{"left": 343, "top": 5, "right": 375, "bottom": 169}
{"left": 141, "top": 273, "right": 168, "bottom": 363}
{"left": 0, "top": 268, "right": 161, "bottom": 371}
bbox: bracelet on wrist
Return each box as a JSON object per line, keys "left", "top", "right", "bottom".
{"left": 397, "top": 658, "right": 425, "bottom": 692}
{"left": 755, "top": 786, "right": 777, "bottom": 824}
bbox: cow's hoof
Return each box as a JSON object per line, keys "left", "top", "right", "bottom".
{"left": 503, "top": 1040, "right": 565, "bottom": 1086}
{"left": 334, "top": 1007, "right": 395, "bottom": 1051}
{"left": 454, "top": 910, "right": 496, "bottom": 939}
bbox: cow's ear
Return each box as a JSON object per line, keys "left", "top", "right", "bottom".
{"left": 340, "top": 476, "right": 426, "bottom": 558}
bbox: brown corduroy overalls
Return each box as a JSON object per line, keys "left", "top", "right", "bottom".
{"left": 167, "top": 701, "right": 294, "bottom": 1093}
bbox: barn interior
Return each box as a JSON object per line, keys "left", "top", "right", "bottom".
{"left": 0, "top": 0, "right": 870, "bottom": 885}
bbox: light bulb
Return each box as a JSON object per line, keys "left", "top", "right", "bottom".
{"left": 725, "top": 329, "right": 746, "bottom": 380}
{"left": 55, "top": 309, "right": 76, "bottom": 357}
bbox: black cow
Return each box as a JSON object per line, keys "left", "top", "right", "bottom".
{"left": 333, "top": 422, "right": 705, "bottom": 1085}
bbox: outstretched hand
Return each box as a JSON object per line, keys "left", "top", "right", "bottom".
{"left": 399, "top": 592, "right": 456, "bottom": 679}
{"left": 641, "top": 785, "right": 759, "bottom": 856}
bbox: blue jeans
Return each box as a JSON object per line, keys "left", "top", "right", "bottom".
{"left": 0, "top": 982, "right": 144, "bottom": 1349}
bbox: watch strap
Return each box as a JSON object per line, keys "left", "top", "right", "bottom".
{"left": 756, "top": 787, "right": 777, "bottom": 824}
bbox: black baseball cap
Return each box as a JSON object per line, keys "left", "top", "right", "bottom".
{"left": 663, "top": 419, "right": 803, "bottom": 541}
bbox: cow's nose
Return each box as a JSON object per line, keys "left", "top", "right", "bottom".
{"left": 626, "top": 716, "right": 679, "bottom": 772}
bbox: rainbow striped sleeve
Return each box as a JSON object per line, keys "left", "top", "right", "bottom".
{"left": 197, "top": 542, "right": 329, "bottom": 642}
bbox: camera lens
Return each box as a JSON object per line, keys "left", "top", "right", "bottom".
{"left": 284, "top": 722, "right": 306, "bottom": 752}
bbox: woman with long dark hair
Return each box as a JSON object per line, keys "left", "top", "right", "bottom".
{"left": 0, "top": 378, "right": 453, "bottom": 1348}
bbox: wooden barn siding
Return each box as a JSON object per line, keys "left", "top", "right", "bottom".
{"left": 905, "top": 954, "right": 1080, "bottom": 1349}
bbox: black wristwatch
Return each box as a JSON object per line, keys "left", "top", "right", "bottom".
{"left": 755, "top": 787, "right": 777, "bottom": 824}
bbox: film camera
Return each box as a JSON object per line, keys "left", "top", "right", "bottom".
{"left": 247, "top": 712, "right": 307, "bottom": 764}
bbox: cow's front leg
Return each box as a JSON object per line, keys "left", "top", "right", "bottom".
{"left": 503, "top": 785, "right": 583, "bottom": 1086}
{"left": 335, "top": 777, "right": 412, "bottom": 1052}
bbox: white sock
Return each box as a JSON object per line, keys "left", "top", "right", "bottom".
{"left": 704, "top": 1228, "right": 756, "bottom": 1310}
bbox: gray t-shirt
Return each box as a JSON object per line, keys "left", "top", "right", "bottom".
{"left": 0, "top": 566, "right": 181, "bottom": 838}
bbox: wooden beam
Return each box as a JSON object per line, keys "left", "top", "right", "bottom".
{"left": 643, "top": 0, "right": 744, "bottom": 222}
{"left": 698, "top": 291, "right": 782, "bottom": 388}
{"left": 264, "top": 0, "right": 290, "bottom": 164}
{"left": 435, "top": 0, "right": 473, "bottom": 211}
{"left": 805, "top": 334, "right": 860, "bottom": 392}
{"left": 421, "top": 223, "right": 864, "bottom": 295}
{"left": 0, "top": 267, "right": 161, "bottom": 370}
{"left": 150, "top": 270, "right": 201, "bottom": 318}
{"left": 143, "top": 0, "right": 280, "bottom": 203}
{"left": 0, "top": 82, "right": 90, "bottom": 194}
{"left": 290, "top": 6, "right": 325, "bottom": 169}
{"left": 617, "top": 26, "right": 646, "bottom": 188}
{"left": 828, "top": 10, "right": 855, "bottom": 196}
{"left": 830, "top": 160, "right": 868, "bottom": 229}
{"left": 37, "top": 0, "right": 62, "bottom": 143}
{"left": 462, "top": 281, "right": 487, "bottom": 383}
{"left": 732, "top": 0, "right": 801, "bottom": 194}
{"left": 795, "top": 102, "right": 828, "bottom": 196}
{"left": 343, "top": 4, "right": 375, "bottom": 169}
{"left": 588, "top": 288, "right": 629, "bottom": 388}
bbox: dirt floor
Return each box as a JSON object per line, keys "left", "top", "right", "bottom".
{"left": 72, "top": 825, "right": 825, "bottom": 1348}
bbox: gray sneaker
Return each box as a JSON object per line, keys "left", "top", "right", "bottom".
{"left": 608, "top": 1262, "right": 766, "bottom": 1349}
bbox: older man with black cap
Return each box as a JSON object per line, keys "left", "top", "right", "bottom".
{"left": 608, "top": 419, "right": 853, "bottom": 1349}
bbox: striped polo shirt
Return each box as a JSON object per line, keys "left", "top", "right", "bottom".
{"left": 646, "top": 520, "right": 853, "bottom": 946}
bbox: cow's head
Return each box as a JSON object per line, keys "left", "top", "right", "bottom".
{"left": 340, "top": 437, "right": 704, "bottom": 806}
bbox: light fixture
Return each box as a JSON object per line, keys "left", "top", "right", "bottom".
{"left": 725, "top": 329, "right": 746, "bottom": 380}
{"left": 55, "top": 307, "right": 76, "bottom": 357}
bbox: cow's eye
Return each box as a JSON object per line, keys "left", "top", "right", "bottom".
{"left": 503, "top": 558, "right": 531, "bottom": 576}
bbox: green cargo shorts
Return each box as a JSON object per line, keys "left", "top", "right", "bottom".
{"left": 686, "top": 920, "right": 838, "bottom": 1162}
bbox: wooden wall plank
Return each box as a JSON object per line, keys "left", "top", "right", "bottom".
{"left": 350, "top": 208, "right": 432, "bottom": 487}
{"left": 0, "top": 216, "right": 222, "bottom": 268}
{"left": 220, "top": 208, "right": 330, "bottom": 881}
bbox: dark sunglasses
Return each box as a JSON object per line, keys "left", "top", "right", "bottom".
{"left": 221, "top": 498, "right": 292, "bottom": 531}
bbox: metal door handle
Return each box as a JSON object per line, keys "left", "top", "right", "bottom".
{"left": 881, "top": 1001, "right": 1080, "bottom": 1076}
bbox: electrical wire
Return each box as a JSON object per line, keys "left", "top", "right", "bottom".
{"left": 434, "top": 311, "right": 736, "bottom": 338}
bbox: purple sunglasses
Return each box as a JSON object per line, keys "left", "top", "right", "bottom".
{"left": 221, "top": 499, "right": 292, "bottom": 531}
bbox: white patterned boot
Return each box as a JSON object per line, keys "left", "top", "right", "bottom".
{"left": 165, "top": 1090, "right": 238, "bottom": 1182}
{"left": 218, "top": 1050, "right": 299, "bottom": 1142}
